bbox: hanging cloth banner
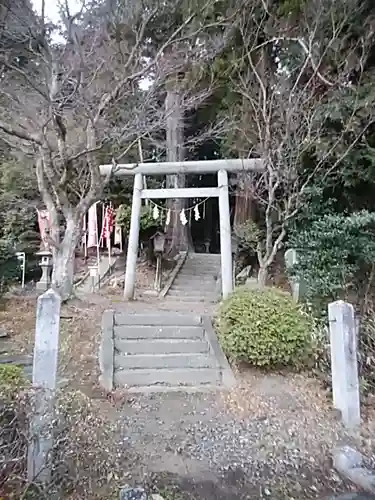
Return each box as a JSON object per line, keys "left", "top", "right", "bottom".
{"left": 103, "top": 206, "right": 115, "bottom": 247}
{"left": 87, "top": 202, "right": 98, "bottom": 248}
{"left": 36, "top": 209, "right": 51, "bottom": 249}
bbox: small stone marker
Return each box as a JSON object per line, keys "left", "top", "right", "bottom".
{"left": 119, "top": 486, "right": 149, "bottom": 500}
{"left": 333, "top": 446, "right": 375, "bottom": 495}
{"left": 328, "top": 301, "right": 360, "bottom": 429}
{"left": 119, "top": 486, "right": 165, "bottom": 500}
{"left": 99, "top": 310, "right": 115, "bottom": 392}
{"left": 284, "top": 248, "right": 305, "bottom": 301}
{"left": 27, "top": 289, "right": 61, "bottom": 482}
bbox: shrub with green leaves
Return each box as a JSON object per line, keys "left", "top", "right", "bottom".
{"left": 116, "top": 204, "right": 160, "bottom": 234}
{"left": 233, "top": 220, "right": 261, "bottom": 255}
{"left": 0, "top": 240, "right": 20, "bottom": 297}
{"left": 216, "top": 286, "right": 314, "bottom": 368}
{"left": 0, "top": 364, "right": 26, "bottom": 389}
{"left": 289, "top": 210, "right": 375, "bottom": 312}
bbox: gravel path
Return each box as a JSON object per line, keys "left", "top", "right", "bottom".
{"left": 107, "top": 371, "right": 354, "bottom": 499}
{"left": 2, "top": 292, "right": 364, "bottom": 498}
{"left": 62, "top": 293, "right": 359, "bottom": 498}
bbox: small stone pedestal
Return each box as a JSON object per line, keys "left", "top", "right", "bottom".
{"left": 35, "top": 250, "right": 53, "bottom": 291}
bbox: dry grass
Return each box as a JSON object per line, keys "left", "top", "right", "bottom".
{"left": 0, "top": 295, "right": 109, "bottom": 400}
{"left": 0, "top": 297, "right": 36, "bottom": 353}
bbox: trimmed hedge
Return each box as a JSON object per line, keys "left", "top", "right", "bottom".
{"left": 216, "top": 286, "right": 314, "bottom": 368}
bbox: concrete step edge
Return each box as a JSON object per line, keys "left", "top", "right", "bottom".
{"left": 114, "top": 353, "right": 217, "bottom": 369}
{"left": 168, "top": 289, "right": 217, "bottom": 295}
{"left": 126, "top": 384, "right": 224, "bottom": 393}
{"left": 114, "top": 367, "right": 221, "bottom": 387}
{"left": 164, "top": 296, "right": 218, "bottom": 302}
{"left": 114, "top": 325, "right": 205, "bottom": 340}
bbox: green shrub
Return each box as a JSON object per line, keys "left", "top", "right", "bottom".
{"left": 116, "top": 204, "right": 160, "bottom": 234}
{"left": 289, "top": 210, "right": 375, "bottom": 315}
{"left": 216, "top": 286, "right": 314, "bottom": 368}
{"left": 0, "top": 364, "right": 27, "bottom": 391}
{"left": 0, "top": 240, "right": 20, "bottom": 297}
{"left": 233, "top": 220, "right": 261, "bottom": 255}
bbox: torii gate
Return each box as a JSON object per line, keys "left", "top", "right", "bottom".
{"left": 100, "top": 159, "right": 263, "bottom": 301}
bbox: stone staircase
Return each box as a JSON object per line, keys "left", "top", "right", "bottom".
{"left": 165, "top": 253, "right": 222, "bottom": 303}
{"left": 100, "top": 311, "right": 235, "bottom": 392}
{"left": 75, "top": 254, "right": 118, "bottom": 293}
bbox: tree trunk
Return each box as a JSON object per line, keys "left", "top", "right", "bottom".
{"left": 164, "top": 79, "right": 193, "bottom": 256}
{"left": 51, "top": 216, "right": 82, "bottom": 301}
{"left": 233, "top": 174, "right": 256, "bottom": 227}
{"left": 257, "top": 266, "right": 268, "bottom": 287}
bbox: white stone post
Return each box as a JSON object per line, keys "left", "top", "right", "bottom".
{"left": 124, "top": 173, "right": 143, "bottom": 300}
{"left": 218, "top": 169, "right": 233, "bottom": 299}
{"left": 28, "top": 289, "right": 61, "bottom": 483}
{"left": 328, "top": 300, "right": 360, "bottom": 429}
{"left": 284, "top": 248, "right": 304, "bottom": 302}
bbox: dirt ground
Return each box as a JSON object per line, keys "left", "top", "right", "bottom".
{"left": 0, "top": 284, "right": 374, "bottom": 499}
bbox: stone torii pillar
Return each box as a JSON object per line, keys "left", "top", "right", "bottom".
{"left": 123, "top": 173, "right": 143, "bottom": 300}
{"left": 218, "top": 169, "right": 232, "bottom": 299}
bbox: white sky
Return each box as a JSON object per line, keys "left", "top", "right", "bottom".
{"left": 31, "top": 0, "right": 153, "bottom": 90}
{"left": 31, "top": 0, "right": 81, "bottom": 24}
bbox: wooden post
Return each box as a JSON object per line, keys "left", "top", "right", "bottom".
{"left": 124, "top": 173, "right": 143, "bottom": 300}
{"left": 28, "top": 289, "right": 61, "bottom": 482}
{"left": 218, "top": 169, "right": 233, "bottom": 299}
{"left": 328, "top": 300, "right": 360, "bottom": 429}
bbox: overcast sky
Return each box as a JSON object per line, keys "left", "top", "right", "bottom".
{"left": 30, "top": 0, "right": 152, "bottom": 89}
{"left": 31, "top": 0, "right": 80, "bottom": 23}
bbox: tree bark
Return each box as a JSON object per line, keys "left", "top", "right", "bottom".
{"left": 257, "top": 266, "right": 268, "bottom": 287}
{"left": 233, "top": 174, "right": 256, "bottom": 227}
{"left": 164, "top": 79, "right": 193, "bottom": 256}
{"left": 51, "top": 216, "right": 82, "bottom": 301}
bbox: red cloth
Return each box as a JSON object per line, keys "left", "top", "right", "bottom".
{"left": 102, "top": 206, "right": 115, "bottom": 245}
{"left": 36, "top": 209, "right": 51, "bottom": 249}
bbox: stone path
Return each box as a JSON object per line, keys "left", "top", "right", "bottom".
{"left": 1, "top": 292, "right": 372, "bottom": 498}
{"left": 101, "top": 370, "right": 356, "bottom": 499}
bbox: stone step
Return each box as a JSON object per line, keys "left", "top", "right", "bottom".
{"left": 115, "top": 353, "right": 216, "bottom": 370}
{"left": 186, "top": 266, "right": 220, "bottom": 271}
{"left": 115, "top": 338, "right": 209, "bottom": 355}
{"left": 183, "top": 259, "right": 220, "bottom": 265}
{"left": 114, "top": 368, "right": 221, "bottom": 387}
{"left": 114, "top": 325, "right": 205, "bottom": 340}
{"left": 168, "top": 288, "right": 216, "bottom": 296}
{"left": 174, "top": 272, "right": 217, "bottom": 283}
{"left": 172, "top": 281, "right": 218, "bottom": 288}
{"left": 184, "top": 258, "right": 221, "bottom": 266}
{"left": 182, "top": 261, "right": 221, "bottom": 267}
{"left": 177, "top": 272, "right": 219, "bottom": 278}
{"left": 189, "top": 255, "right": 221, "bottom": 261}
{"left": 114, "top": 313, "right": 202, "bottom": 327}
{"left": 164, "top": 295, "right": 218, "bottom": 303}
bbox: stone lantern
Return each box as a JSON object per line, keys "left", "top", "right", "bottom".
{"left": 35, "top": 249, "right": 53, "bottom": 291}
{"left": 152, "top": 231, "right": 166, "bottom": 255}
